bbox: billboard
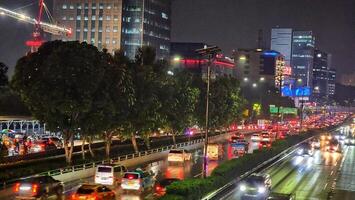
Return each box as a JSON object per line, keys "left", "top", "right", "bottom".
{"left": 282, "top": 86, "right": 311, "bottom": 97}
{"left": 269, "top": 105, "right": 298, "bottom": 115}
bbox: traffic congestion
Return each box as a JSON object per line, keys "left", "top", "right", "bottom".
{"left": 7, "top": 112, "right": 351, "bottom": 200}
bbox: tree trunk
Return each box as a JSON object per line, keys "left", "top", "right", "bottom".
{"left": 105, "top": 131, "right": 113, "bottom": 158}
{"left": 63, "top": 131, "right": 74, "bottom": 165}
{"left": 131, "top": 132, "right": 139, "bottom": 153}
{"left": 81, "top": 135, "right": 86, "bottom": 160}
{"left": 172, "top": 131, "right": 177, "bottom": 146}
{"left": 88, "top": 136, "right": 95, "bottom": 157}
{"left": 145, "top": 136, "right": 151, "bottom": 150}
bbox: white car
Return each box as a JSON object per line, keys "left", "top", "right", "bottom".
{"left": 251, "top": 134, "right": 261, "bottom": 142}
{"left": 167, "top": 149, "right": 192, "bottom": 162}
{"left": 95, "top": 164, "right": 127, "bottom": 186}
{"left": 121, "top": 171, "right": 154, "bottom": 191}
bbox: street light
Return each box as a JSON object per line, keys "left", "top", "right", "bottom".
{"left": 195, "top": 45, "right": 221, "bottom": 179}
{"left": 260, "top": 77, "right": 265, "bottom": 82}
{"left": 252, "top": 83, "right": 257, "bottom": 88}
{"left": 243, "top": 77, "right": 249, "bottom": 82}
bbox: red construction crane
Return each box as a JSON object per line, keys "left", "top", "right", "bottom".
{"left": 0, "top": 0, "right": 72, "bottom": 51}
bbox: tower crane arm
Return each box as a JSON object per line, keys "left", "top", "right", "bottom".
{"left": 0, "top": 6, "right": 71, "bottom": 36}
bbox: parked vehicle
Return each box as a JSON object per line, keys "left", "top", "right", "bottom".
{"left": 71, "top": 184, "right": 115, "bottom": 200}
{"left": 207, "top": 143, "right": 223, "bottom": 160}
{"left": 121, "top": 169, "right": 155, "bottom": 191}
{"left": 95, "top": 164, "right": 127, "bottom": 186}
{"left": 14, "top": 176, "right": 64, "bottom": 200}
{"left": 167, "top": 149, "right": 192, "bottom": 162}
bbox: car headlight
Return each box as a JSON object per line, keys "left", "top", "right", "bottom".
{"left": 258, "top": 186, "right": 266, "bottom": 193}
{"left": 345, "top": 139, "right": 349, "bottom": 143}
{"left": 240, "top": 184, "right": 246, "bottom": 191}
{"left": 297, "top": 149, "right": 304, "bottom": 155}
{"left": 341, "top": 136, "right": 346, "bottom": 140}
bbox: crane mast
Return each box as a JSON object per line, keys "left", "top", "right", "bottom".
{"left": 0, "top": 0, "right": 72, "bottom": 51}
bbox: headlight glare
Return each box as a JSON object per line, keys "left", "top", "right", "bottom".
{"left": 258, "top": 186, "right": 266, "bottom": 193}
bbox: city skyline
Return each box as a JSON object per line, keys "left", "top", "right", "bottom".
{"left": 0, "top": 0, "right": 354, "bottom": 83}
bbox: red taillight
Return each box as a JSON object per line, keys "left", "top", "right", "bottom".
{"left": 32, "top": 184, "right": 38, "bottom": 194}
{"left": 267, "top": 144, "right": 271, "bottom": 147}
{"left": 128, "top": 175, "right": 134, "bottom": 180}
{"left": 156, "top": 185, "right": 162, "bottom": 191}
{"left": 71, "top": 194, "right": 76, "bottom": 200}
{"left": 14, "top": 183, "right": 20, "bottom": 192}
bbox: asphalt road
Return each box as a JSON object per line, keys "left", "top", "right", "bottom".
{"left": 59, "top": 134, "right": 261, "bottom": 200}
{"left": 222, "top": 134, "right": 355, "bottom": 200}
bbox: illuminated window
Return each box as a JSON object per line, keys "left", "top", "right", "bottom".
{"left": 69, "top": 5, "right": 74, "bottom": 9}
{"left": 62, "top": 16, "right": 67, "bottom": 20}
{"left": 76, "top": 16, "right": 81, "bottom": 20}
{"left": 107, "top": 4, "right": 112, "bottom": 9}
{"left": 114, "top": 15, "right": 119, "bottom": 21}
{"left": 113, "top": 26, "right": 118, "bottom": 33}
{"left": 62, "top": 4, "right": 67, "bottom": 9}
{"left": 92, "top": 16, "right": 96, "bottom": 20}
{"left": 106, "top": 16, "right": 111, "bottom": 20}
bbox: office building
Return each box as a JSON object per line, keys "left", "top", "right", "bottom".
{"left": 328, "top": 68, "right": 336, "bottom": 97}
{"left": 121, "top": 0, "right": 171, "bottom": 60}
{"left": 53, "top": 0, "right": 123, "bottom": 53}
{"left": 171, "top": 42, "right": 235, "bottom": 77}
{"left": 233, "top": 49, "right": 286, "bottom": 87}
{"left": 291, "top": 31, "right": 315, "bottom": 88}
{"left": 53, "top": 0, "right": 171, "bottom": 60}
{"left": 271, "top": 28, "right": 293, "bottom": 66}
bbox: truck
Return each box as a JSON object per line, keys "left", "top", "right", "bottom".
{"left": 231, "top": 139, "right": 249, "bottom": 156}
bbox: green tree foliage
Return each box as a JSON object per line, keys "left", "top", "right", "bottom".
{"left": 193, "top": 75, "right": 245, "bottom": 130}
{"left": 11, "top": 41, "right": 108, "bottom": 164}
{"left": 124, "top": 46, "right": 167, "bottom": 152}
{"left": 161, "top": 68, "right": 200, "bottom": 145}
{"left": 0, "top": 62, "right": 8, "bottom": 87}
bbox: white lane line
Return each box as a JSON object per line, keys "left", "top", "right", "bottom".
{"left": 324, "top": 183, "right": 328, "bottom": 190}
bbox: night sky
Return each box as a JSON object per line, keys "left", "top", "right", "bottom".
{"left": 0, "top": 0, "right": 354, "bottom": 82}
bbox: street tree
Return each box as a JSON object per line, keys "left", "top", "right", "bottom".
{"left": 11, "top": 41, "right": 107, "bottom": 164}
{"left": 124, "top": 46, "right": 166, "bottom": 153}
{"left": 161, "top": 68, "right": 200, "bottom": 145}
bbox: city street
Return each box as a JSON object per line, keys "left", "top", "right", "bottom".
{"left": 221, "top": 128, "right": 355, "bottom": 200}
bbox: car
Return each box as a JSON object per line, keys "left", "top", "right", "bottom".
{"left": 297, "top": 143, "right": 314, "bottom": 156}
{"left": 251, "top": 133, "right": 261, "bottom": 142}
{"left": 14, "top": 176, "right": 64, "bottom": 200}
{"left": 310, "top": 138, "right": 321, "bottom": 149}
{"left": 40, "top": 136, "right": 63, "bottom": 148}
{"left": 154, "top": 178, "right": 181, "bottom": 197}
{"left": 261, "top": 132, "right": 271, "bottom": 142}
{"left": 345, "top": 136, "right": 355, "bottom": 146}
{"left": 326, "top": 139, "right": 341, "bottom": 152}
{"left": 231, "top": 139, "right": 249, "bottom": 155}
{"left": 30, "top": 140, "right": 57, "bottom": 153}
{"left": 259, "top": 141, "right": 272, "bottom": 149}
{"left": 334, "top": 133, "right": 346, "bottom": 141}
{"left": 320, "top": 133, "right": 332, "bottom": 141}
{"left": 239, "top": 174, "right": 271, "bottom": 200}
{"left": 95, "top": 164, "right": 127, "bottom": 186}
{"left": 121, "top": 169, "right": 155, "bottom": 191}
{"left": 71, "top": 184, "right": 115, "bottom": 200}
{"left": 167, "top": 149, "right": 192, "bottom": 162}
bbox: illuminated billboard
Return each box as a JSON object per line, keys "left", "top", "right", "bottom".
{"left": 282, "top": 86, "right": 311, "bottom": 97}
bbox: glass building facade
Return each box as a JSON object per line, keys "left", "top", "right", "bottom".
{"left": 121, "top": 0, "right": 171, "bottom": 60}
{"left": 271, "top": 28, "right": 293, "bottom": 66}
{"left": 291, "top": 31, "right": 315, "bottom": 87}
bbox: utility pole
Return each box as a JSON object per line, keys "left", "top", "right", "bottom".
{"left": 196, "top": 45, "right": 221, "bottom": 178}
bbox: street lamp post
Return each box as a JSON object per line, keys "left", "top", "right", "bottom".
{"left": 196, "top": 46, "right": 221, "bottom": 178}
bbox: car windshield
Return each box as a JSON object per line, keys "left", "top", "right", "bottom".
{"left": 245, "top": 176, "right": 264, "bottom": 186}
{"left": 77, "top": 187, "right": 95, "bottom": 194}
{"left": 98, "top": 167, "right": 112, "bottom": 173}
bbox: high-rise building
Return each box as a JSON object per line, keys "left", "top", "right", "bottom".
{"left": 53, "top": 0, "right": 123, "bottom": 53}
{"left": 312, "top": 50, "right": 329, "bottom": 97}
{"left": 291, "top": 31, "right": 315, "bottom": 87}
{"left": 121, "top": 0, "right": 171, "bottom": 60}
{"left": 53, "top": 0, "right": 171, "bottom": 60}
{"left": 271, "top": 28, "right": 293, "bottom": 66}
{"left": 328, "top": 68, "right": 336, "bottom": 97}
